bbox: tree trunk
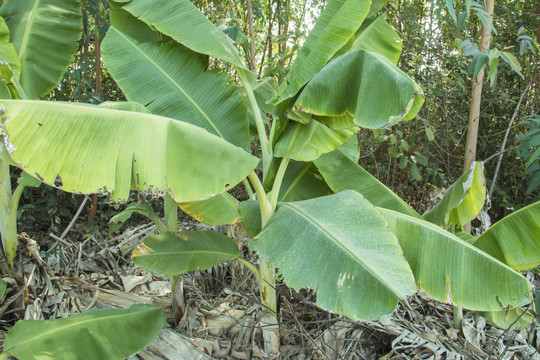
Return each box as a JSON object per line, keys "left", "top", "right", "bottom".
{"left": 246, "top": 0, "right": 257, "bottom": 72}
{"left": 88, "top": 18, "right": 103, "bottom": 225}
{"left": 463, "top": 0, "right": 495, "bottom": 172}
{"left": 279, "top": 0, "right": 290, "bottom": 67}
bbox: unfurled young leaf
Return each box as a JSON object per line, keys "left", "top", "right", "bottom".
{"left": 423, "top": 162, "right": 486, "bottom": 228}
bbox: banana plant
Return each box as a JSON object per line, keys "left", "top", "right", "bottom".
{"left": 0, "top": 0, "right": 534, "bottom": 358}
{"left": 0, "top": 1, "right": 182, "bottom": 359}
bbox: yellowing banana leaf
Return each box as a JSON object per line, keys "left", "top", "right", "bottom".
{"left": 3, "top": 304, "right": 165, "bottom": 360}
{"left": 116, "top": 0, "right": 248, "bottom": 71}
{"left": 473, "top": 201, "right": 540, "bottom": 271}
{"left": 102, "top": 7, "right": 250, "bottom": 150}
{"left": 292, "top": 50, "right": 424, "bottom": 129}
{"left": 0, "top": 0, "right": 82, "bottom": 99}
{"left": 314, "top": 144, "right": 420, "bottom": 218}
{"left": 276, "top": 0, "right": 370, "bottom": 101}
{"left": 348, "top": 15, "right": 402, "bottom": 65}
{"left": 133, "top": 231, "right": 240, "bottom": 276}
{"left": 0, "top": 17, "right": 20, "bottom": 75}
{"left": 179, "top": 192, "right": 240, "bottom": 226}
{"left": 274, "top": 120, "right": 358, "bottom": 162}
{"left": 252, "top": 191, "right": 416, "bottom": 320}
{"left": 1, "top": 100, "right": 258, "bottom": 202}
{"left": 380, "top": 208, "right": 531, "bottom": 311}
{"left": 423, "top": 162, "right": 486, "bottom": 228}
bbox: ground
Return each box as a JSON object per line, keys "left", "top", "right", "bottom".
{"left": 1, "top": 206, "right": 539, "bottom": 360}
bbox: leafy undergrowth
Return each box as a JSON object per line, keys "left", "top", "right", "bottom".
{"left": 0, "top": 211, "right": 539, "bottom": 360}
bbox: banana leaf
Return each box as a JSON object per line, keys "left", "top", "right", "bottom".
{"left": 115, "top": 0, "right": 247, "bottom": 71}
{"left": 274, "top": 120, "right": 358, "bottom": 162}
{"left": 314, "top": 144, "right": 420, "bottom": 217}
{"left": 380, "top": 208, "right": 531, "bottom": 311}
{"left": 3, "top": 304, "right": 165, "bottom": 360}
{"left": 292, "top": 50, "right": 424, "bottom": 129}
{"left": 423, "top": 162, "right": 486, "bottom": 228}
{"left": 473, "top": 201, "right": 540, "bottom": 271}
{"left": 252, "top": 191, "right": 417, "bottom": 320}
{"left": 1, "top": 100, "right": 257, "bottom": 202}
{"left": 179, "top": 193, "right": 241, "bottom": 226}
{"left": 133, "top": 231, "right": 240, "bottom": 276}
{"left": 0, "top": 0, "right": 82, "bottom": 99}
{"left": 276, "top": 0, "right": 370, "bottom": 101}
{"left": 102, "top": 6, "right": 250, "bottom": 150}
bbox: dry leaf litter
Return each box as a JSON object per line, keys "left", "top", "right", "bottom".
{"left": 1, "top": 212, "right": 539, "bottom": 360}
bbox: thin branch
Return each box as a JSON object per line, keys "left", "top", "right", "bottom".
{"left": 488, "top": 82, "right": 531, "bottom": 199}
{"left": 60, "top": 195, "right": 89, "bottom": 239}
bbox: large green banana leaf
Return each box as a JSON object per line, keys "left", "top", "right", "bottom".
{"left": 252, "top": 191, "right": 417, "bottom": 320}
{"left": 380, "top": 208, "right": 531, "bottom": 311}
{"left": 292, "top": 50, "right": 424, "bottom": 129}
{"left": 133, "top": 231, "right": 240, "bottom": 276}
{"left": 1, "top": 100, "right": 258, "bottom": 202}
{"left": 0, "top": 17, "right": 20, "bottom": 75}
{"left": 3, "top": 304, "right": 165, "bottom": 360}
{"left": 102, "top": 7, "right": 250, "bottom": 150}
{"left": 276, "top": 0, "right": 370, "bottom": 102}
{"left": 114, "top": 0, "right": 247, "bottom": 71}
{"left": 0, "top": 0, "right": 82, "bottom": 99}
{"left": 274, "top": 120, "right": 358, "bottom": 162}
{"left": 348, "top": 16, "right": 402, "bottom": 65}
{"left": 423, "top": 162, "right": 486, "bottom": 228}
{"left": 473, "top": 201, "right": 540, "bottom": 271}
{"left": 314, "top": 144, "right": 420, "bottom": 218}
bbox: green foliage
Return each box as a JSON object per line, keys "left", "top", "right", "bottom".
{"left": 2, "top": 304, "right": 166, "bottom": 360}
{"left": 133, "top": 231, "right": 241, "bottom": 276}
{"left": 513, "top": 115, "right": 540, "bottom": 197}
{"left": 0, "top": 0, "right": 537, "bottom": 356}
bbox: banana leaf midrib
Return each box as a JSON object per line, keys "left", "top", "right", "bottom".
{"left": 279, "top": 201, "right": 407, "bottom": 297}
{"left": 109, "top": 27, "right": 224, "bottom": 139}
{"left": 16, "top": 0, "right": 41, "bottom": 65}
